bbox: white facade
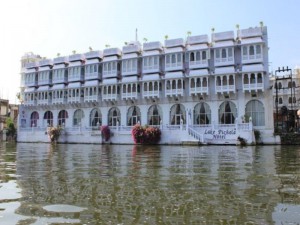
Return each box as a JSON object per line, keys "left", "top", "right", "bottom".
{"left": 18, "top": 26, "right": 278, "bottom": 145}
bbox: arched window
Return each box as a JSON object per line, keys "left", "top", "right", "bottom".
{"left": 196, "top": 51, "right": 201, "bottom": 61}
{"left": 108, "top": 107, "right": 121, "bottom": 126}
{"left": 57, "top": 110, "right": 68, "bottom": 126}
{"left": 278, "top": 82, "right": 282, "bottom": 89}
{"left": 170, "top": 104, "right": 186, "bottom": 125}
{"left": 202, "top": 51, "right": 206, "bottom": 60}
{"left": 245, "top": 100, "right": 265, "bottom": 126}
{"left": 90, "top": 108, "right": 102, "bottom": 127}
{"left": 194, "top": 103, "right": 211, "bottom": 125}
{"left": 219, "top": 101, "right": 237, "bottom": 124}
{"left": 249, "top": 46, "right": 255, "bottom": 55}
{"left": 127, "top": 106, "right": 141, "bottom": 126}
{"left": 242, "top": 46, "right": 248, "bottom": 56}
{"left": 256, "top": 45, "right": 261, "bottom": 54}
{"left": 293, "top": 81, "right": 296, "bottom": 88}
{"left": 279, "top": 97, "right": 283, "bottom": 104}
{"left": 148, "top": 105, "right": 162, "bottom": 125}
{"left": 243, "top": 74, "right": 249, "bottom": 84}
{"left": 190, "top": 52, "right": 195, "bottom": 61}
{"left": 73, "top": 109, "right": 84, "bottom": 126}
{"left": 289, "top": 97, "right": 292, "bottom": 104}
{"left": 221, "top": 49, "right": 227, "bottom": 58}
{"left": 288, "top": 82, "right": 292, "bottom": 88}
{"left": 30, "top": 111, "right": 39, "bottom": 127}
{"left": 44, "top": 111, "right": 53, "bottom": 126}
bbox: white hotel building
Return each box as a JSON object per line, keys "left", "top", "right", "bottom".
{"left": 18, "top": 25, "right": 278, "bottom": 144}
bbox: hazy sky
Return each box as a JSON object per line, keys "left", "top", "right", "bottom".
{"left": 0, "top": 0, "right": 299, "bottom": 102}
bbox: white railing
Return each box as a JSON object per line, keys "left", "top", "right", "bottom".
{"left": 188, "top": 126, "right": 204, "bottom": 143}
{"left": 190, "top": 87, "right": 209, "bottom": 95}
{"left": 102, "top": 94, "right": 117, "bottom": 101}
{"left": 122, "top": 92, "right": 138, "bottom": 99}
{"left": 68, "top": 96, "right": 82, "bottom": 103}
{"left": 165, "top": 89, "right": 184, "bottom": 96}
{"left": 143, "top": 90, "right": 160, "bottom": 98}
{"left": 84, "top": 95, "right": 99, "bottom": 102}
{"left": 85, "top": 72, "right": 99, "bottom": 80}
{"left": 52, "top": 98, "right": 65, "bottom": 104}
{"left": 215, "top": 85, "right": 235, "bottom": 93}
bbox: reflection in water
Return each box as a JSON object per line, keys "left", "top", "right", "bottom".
{"left": 0, "top": 143, "right": 300, "bottom": 224}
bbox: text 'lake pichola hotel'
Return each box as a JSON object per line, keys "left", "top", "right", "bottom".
{"left": 18, "top": 24, "right": 279, "bottom": 145}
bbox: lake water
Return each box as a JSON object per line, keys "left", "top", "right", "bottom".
{"left": 0, "top": 142, "right": 300, "bottom": 225}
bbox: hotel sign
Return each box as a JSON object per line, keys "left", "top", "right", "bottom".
{"left": 204, "top": 128, "right": 236, "bottom": 140}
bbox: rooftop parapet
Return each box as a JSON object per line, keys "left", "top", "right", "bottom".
{"left": 39, "top": 59, "right": 53, "bottom": 67}
{"left": 85, "top": 50, "right": 103, "bottom": 59}
{"left": 186, "top": 35, "right": 209, "bottom": 45}
{"left": 212, "top": 31, "right": 234, "bottom": 42}
{"left": 143, "top": 41, "right": 163, "bottom": 51}
{"left": 53, "top": 56, "right": 68, "bottom": 64}
{"left": 239, "top": 27, "right": 263, "bottom": 39}
{"left": 69, "top": 53, "right": 85, "bottom": 62}
{"left": 164, "top": 38, "right": 185, "bottom": 48}
{"left": 122, "top": 42, "right": 141, "bottom": 54}
{"left": 25, "top": 62, "right": 38, "bottom": 69}
{"left": 103, "top": 48, "right": 121, "bottom": 57}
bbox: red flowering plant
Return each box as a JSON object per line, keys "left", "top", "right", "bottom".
{"left": 131, "top": 124, "right": 161, "bottom": 144}
{"left": 101, "top": 125, "right": 111, "bottom": 141}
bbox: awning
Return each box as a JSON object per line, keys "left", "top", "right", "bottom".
{"left": 214, "top": 66, "right": 235, "bottom": 75}
{"left": 241, "top": 37, "right": 264, "bottom": 45}
{"left": 213, "top": 40, "right": 234, "bottom": 48}
{"left": 186, "top": 44, "right": 208, "bottom": 51}
{"left": 142, "top": 74, "right": 161, "bottom": 81}
{"left": 189, "top": 69, "right": 209, "bottom": 77}
{"left": 67, "top": 82, "right": 82, "bottom": 89}
{"left": 121, "top": 76, "right": 139, "bottom": 83}
{"left": 84, "top": 59, "right": 100, "bottom": 65}
{"left": 102, "top": 78, "right": 118, "bottom": 85}
{"left": 24, "top": 87, "right": 36, "bottom": 93}
{"left": 164, "top": 71, "right": 184, "bottom": 79}
{"left": 84, "top": 80, "right": 99, "bottom": 87}
{"left": 51, "top": 84, "right": 65, "bottom": 90}
{"left": 242, "top": 64, "right": 265, "bottom": 73}
{"left": 37, "top": 86, "right": 50, "bottom": 91}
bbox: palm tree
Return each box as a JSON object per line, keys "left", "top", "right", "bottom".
{"left": 143, "top": 38, "right": 148, "bottom": 43}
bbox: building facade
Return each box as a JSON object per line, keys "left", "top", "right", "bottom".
{"left": 18, "top": 25, "right": 278, "bottom": 144}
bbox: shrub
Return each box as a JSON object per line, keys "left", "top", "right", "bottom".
{"left": 48, "top": 126, "right": 62, "bottom": 143}
{"left": 101, "top": 125, "right": 111, "bottom": 141}
{"left": 131, "top": 124, "right": 161, "bottom": 144}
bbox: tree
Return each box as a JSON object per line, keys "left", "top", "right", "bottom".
{"left": 6, "top": 117, "right": 16, "bottom": 138}
{"left": 164, "top": 35, "right": 168, "bottom": 40}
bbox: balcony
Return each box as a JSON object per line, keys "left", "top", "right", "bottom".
{"left": 85, "top": 71, "right": 100, "bottom": 80}
{"left": 189, "top": 60, "right": 208, "bottom": 69}
{"left": 165, "top": 38, "right": 185, "bottom": 48}
{"left": 212, "top": 31, "right": 234, "bottom": 42}
{"left": 143, "top": 42, "right": 163, "bottom": 51}
{"left": 142, "top": 65, "right": 160, "bottom": 74}
{"left": 122, "top": 43, "right": 141, "bottom": 54}
{"left": 68, "top": 96, "right": 83, "bottom": 103}
{"left": 214, "top": 57, "right": 234, "bottom": 67}
{"left": 52, "top": 97, "right": 66, "bottom": 105}
{"left": 122, "top": 92, "right": 138, "bottom": 100}
{"left": 165, "top": 88, "right": 184, "bottom": 97}
{"left": 85, "top": 51, "right": 102, "bottom": 59}
{"left": 102, "top": 93, "right": 118, "bottom": 101}
{"left": 186, "top": 35, "right": 209, "bottom": 45}
{"left": 143, "top": 90, "right": 160, "bottom": 98}
{"left": 37, "top": 98, "right": 51, "bottom": 105}
{"left": 190, "top": 87, "right": 209, "bottom": 95}
{"left": 39, "top": 59, "right": 53, "bottom": 67}
{"left": 165, "top": 62, "right": 183, "bottom": 72}
{"left": 38, "top": 79, "right": 52, "bottom": 86}
{"left": 242, "top": 54, "right": 263, "bottom": 64}
{"left": 215, "top": 85, "right": 235, "bottom": 93}
{"left": 69, "top": 54, "right": 84, "bottom": 62}
{"left": 84, "top": 95, "right": 99, "bottom": 102}
{"left": 103, "top": 48, "right": 121, "bottom": 57}
{"left": 243, "top": 83, "right": 264, "bottom": 92}
{"left": 24, "top": 99, "right": 36, "bottom": 106}
{"left": 239, "top": 27, "right": 262, "bottom": 39}
{"left": 103, "top": 70, "right": 118, "bottom": 79}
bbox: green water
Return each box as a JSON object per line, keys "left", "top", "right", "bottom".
{"left": 0, "top": 142, "right": 300, "bottom": 225}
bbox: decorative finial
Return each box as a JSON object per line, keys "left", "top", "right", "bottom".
{"left": 89, "top": 46, "right": 93, "bottom": 52}
{"left": 164, "top": 35, "right": 168, "bottom": 40}
{"left": 211, "top": 27, "right": 215, "bottom": 33}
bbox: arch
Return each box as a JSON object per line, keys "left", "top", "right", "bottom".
{"left": 170, "top": 104, "right": 186, "bottom": 125}
{"left": 219, "top": 101, "right": 237, "bottom": 124}
{"left": 148, "top": 105, "right": 162, "bottom": 125}
{"left": 279, "top": 97, "right": 283, "bottom": 104}
{"left": 194, "top": 102, "right": 211, "bottom": 125}
{"left": 245, "top": 100, "right": 265, "bottom": 126}
{"left": 30, "top": 111, "right": 39, "bottom": 127}
{"left": 127, "top": 106, "right": 141, "bottom": 126}
{"left": 73, "top": 109, "right": 84, "bottom": 126}
{"left": 249, "top": 45, "right": 255, "bottom": 55}
{"left": 108, "top": 107, "right": 121, "bottom": 126}
{"left": 90, "top": 108, "right": 102, "bottom": 127}
{"left": 190, "top": 52, "right": 195, "bottom": 61}
{"left": 43, "top": 111, "right": 53, "bottom": 126}
{"left": 57, "top": 110, "right": 68, "bottom": 126}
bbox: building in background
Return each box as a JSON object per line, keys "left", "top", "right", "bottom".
{"left": 17, "top": 24, "right": 278, "bottom": 144}
{"left": 270, "top": 67, "right": 300, "bottom": 132}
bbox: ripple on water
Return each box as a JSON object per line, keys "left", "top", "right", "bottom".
{"left": 43, "top": 204, "right": 87, "bottom": 213}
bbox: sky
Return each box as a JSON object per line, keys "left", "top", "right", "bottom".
{"left": 0, "top": 0, "right": 299, "bottom": 103}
